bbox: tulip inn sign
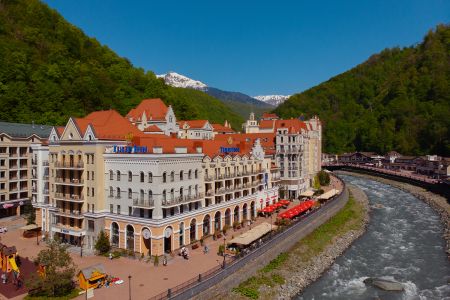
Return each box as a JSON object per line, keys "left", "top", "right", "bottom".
{"left": 113, "top": 145, "right": 148, "bottom": 153}
{"left": 220, "top": 146, "right": 240, "bottom": 153}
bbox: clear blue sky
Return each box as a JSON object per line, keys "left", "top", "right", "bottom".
{"left": 43, "top": 0, "right": 449, "bottom": 96}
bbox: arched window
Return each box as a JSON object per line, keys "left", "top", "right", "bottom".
{"left": 140, "top": 172, "right": 144, "bottom": 183}
{"left": 109, "top": 170, "right": 113, "bottom": 180}
{"left": 148, "top": 172, "right": 153, "bottom": 183}
{"left": 195, "top": 184, "right": 198, "bottom": 196}
{"left": 170, "top": 188, "right": 174, "bottom": 200}
{"left": 162, "top": 172, "right": 167, "bottom": 183}
{"left": 128, "top": 171, "right": 132, "bottom": 182}
{"left": 111, "top": 223, "right": 119, "bottom": 247}
{"left": 126, "top": 225, "right": 134, "bottom": 251}
{"left": 109, "top": 186, "right": 113, "bottom": 197}
{"left": 116, "top": 187, "right": 121, "bottom": 198}
{"left": 162, "top": 190, "right": 166, "bottom": 201}
{"left": 194, "top": 169, "right": 198, "bottom": 179}
{"left": 188, "top": 186, "right": 192, "bottom": 196}
{"left": 140, "top": 189, "right": 144, "bottom": 201}
{"left": 117, "top": 170, "right": 121, "bottom": 181}
{"left": 170, "top": 171, "right": 175, "bottom": 182}
{"left": 179, "top": 170, "right": 183, "bottom": 181}
{"left": 148, "top": 190, "right": 153, "bottom": 201}
{"left": 128, "top": 188, "right": 132, "bottom": 199}
{"left": 188, "top": 170, "right": 192, "bottom": 179}
{"left": 180, "top": 187, "right": 184, "bottom": 199}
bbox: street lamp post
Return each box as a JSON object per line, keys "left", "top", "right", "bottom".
{"left": 128, "top": 275, "right": 132, "bottom": 300}
{"left": 79, "top": 233, "right": 83, "bottom": 257}
{"left": 222, "top": 237, "right": 226, "bottom": 269}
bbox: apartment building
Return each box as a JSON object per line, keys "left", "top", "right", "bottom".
{"left": 0, "top": 121, "right": 52, "bottom": 218}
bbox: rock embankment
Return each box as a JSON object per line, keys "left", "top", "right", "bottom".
{"left": 337, "top": 170, "right": 450, "bottom": 260}
{"left": 275, "top": 185, "right": 370, "bottom": 299}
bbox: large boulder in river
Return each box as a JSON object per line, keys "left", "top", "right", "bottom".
{"left": 363, "top": 277, "right": 404, "bottom": 291}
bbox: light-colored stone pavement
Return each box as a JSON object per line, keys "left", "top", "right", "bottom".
{"left": 0, "top": 208, "right": 293, "bottom": 300}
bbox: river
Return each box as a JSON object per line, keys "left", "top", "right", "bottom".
{"left": 298, "top": 175, "right": 450, "bottom": 300}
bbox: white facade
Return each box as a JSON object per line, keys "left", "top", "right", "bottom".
{"left": 104, "top": 153, "right": 204, "bottom": 220}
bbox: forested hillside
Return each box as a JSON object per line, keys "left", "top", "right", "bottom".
{"left": 275, "top": 25, "right": 450, "bottom": 156}
{"left": 0, "top": 0, "right": 243, "bottom": 128}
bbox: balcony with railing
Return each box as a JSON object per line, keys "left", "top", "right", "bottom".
{"left": 54, "top": 209, "right": 84, "bottom": 219}
{"left": 54, "top": 161, "right": 84, "bottom": 169}
{"left": 132, "top": 198, "right": 155, "bottom": 208}
{"left": 205, "top": 190, "right": 214, "bottom": 197}
{"left": 54, "top": 192, "right": 84, "bottom": 202}
{"left": 204, "top": 175, "right": 214, "bottom": 182}
{"left": 54, "top": 177, "right": 84, "bottom": 185}
{"left": 162, "top": 193, "right": 204, "bottom": 206}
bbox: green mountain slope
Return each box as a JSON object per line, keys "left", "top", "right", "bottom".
{"left": 0, "top": 0, "right": 243, "bottom": 128}
{"left": 275, "top": 24, "right": 450, "bottom": 156}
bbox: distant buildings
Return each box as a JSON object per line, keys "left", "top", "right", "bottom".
{"left": 335, "top": 151, "right": 450, "bottom": 179}
{"left": 0, "top": 98, "right": 322, "bottom": 256}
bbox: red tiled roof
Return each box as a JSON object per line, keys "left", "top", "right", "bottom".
{"left": 214, "top": 133, "right": 276, "bottom": 151}
{"left": 261, "top": 113, "right": 279, "bottom": 119}
{"left": 212, "top": 123, "right": 235, "bottom": 133}
{"left": 126, "top": 99, "right": 168, "bottom": 121}
{"left": 55, "top": 126, "right": 65, "bottom": 136}
{"left": 132, "top": 135, "right": 255, "bottom": 157}
{"left": 178, "top": 120, "right": 209, "bottom": 129}
{"left": 259, "top": 120, "right": 275, "bottom": 129}
{"left": 274, "top": 119, "right": 308, "bottom": 133}
{"left": 74, "top": 110, "right": 144, "bottom": 140}
{"left": 143, "top": 125, "right": 163, "bottom": 132}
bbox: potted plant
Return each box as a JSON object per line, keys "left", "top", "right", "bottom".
{"left": 153, "top": 255, "right": 159, "bottom": 267}
{"left": 200, "top": 236, "right": 204, "bottom": 246}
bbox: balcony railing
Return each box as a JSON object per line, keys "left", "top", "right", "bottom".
{"left": 54, "top": 162, "right": 84, "bottom": 169}
{"left": 54, "top": 193, "right": 84, "bottom": 202}
{"left": 204, "top": 175, "right": 214, "bottom": 182}
{"left": 132, "top": 198, "right": 155, "bottom": 208}
{"left": 162, "top": 193, "right": 204, "bottom": 206}
{"left": 55, "top": 209, "right": 83, "bottom": 218}
{"left": 54, "top": 178, "right": 84, "bottom": 185}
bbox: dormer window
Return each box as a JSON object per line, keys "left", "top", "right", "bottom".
{"left": 68, "top": 133, "right": 73, "bottom": 140}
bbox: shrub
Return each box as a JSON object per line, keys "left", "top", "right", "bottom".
{"left": 318, "top": 170, "right": 331, "bottom": 186}
{"left": 271, "top": 273, "right": 285, "bottom": 285}
{"left": 94, "top": 230, "right": 110, "bottom": 255}
{"left": 153, "top": 255, "right": 159, "bottom": 266}
{"left": 232, "top": 287, "right": 259, "bottom": 299}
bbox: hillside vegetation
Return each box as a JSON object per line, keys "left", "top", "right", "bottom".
{"left": 275, "top": 25, "right": 450, "bottom": 156}
{"left": 0, "top": 0, "right": 243, "bottom": 128}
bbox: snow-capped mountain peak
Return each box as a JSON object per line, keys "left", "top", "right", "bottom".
{"left": 253, "top": 95, "right": 290, "bottom": 106}
{"left": 157, "top": 72, "right": 207, "bottom": 90}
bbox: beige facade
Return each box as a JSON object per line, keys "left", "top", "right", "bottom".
{"left": 0, "top": 122, "right": 51, "bottom": 218}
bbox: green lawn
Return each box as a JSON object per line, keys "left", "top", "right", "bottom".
{"left": 233, "top": 193, "right": 366, "bottom": 299}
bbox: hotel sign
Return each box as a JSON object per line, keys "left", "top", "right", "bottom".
{"left": 220, "top": 147, "right": 240, "bottom": 153}
{"left": 113, "top": 145, "right": 148, "bottom": 154}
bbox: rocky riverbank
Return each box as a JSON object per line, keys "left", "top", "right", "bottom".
{"left": 272, "top": 185, "right": 370, "bottom": 299}
{"left": 337, "top": 170, "right": 450, "bottom": 260}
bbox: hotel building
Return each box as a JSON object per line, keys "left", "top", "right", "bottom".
{"left": 240, "top": 113, "right": 322, "bottom": 198}
{"left": 29, "top": 98, "right": 320, "bottom": 256}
